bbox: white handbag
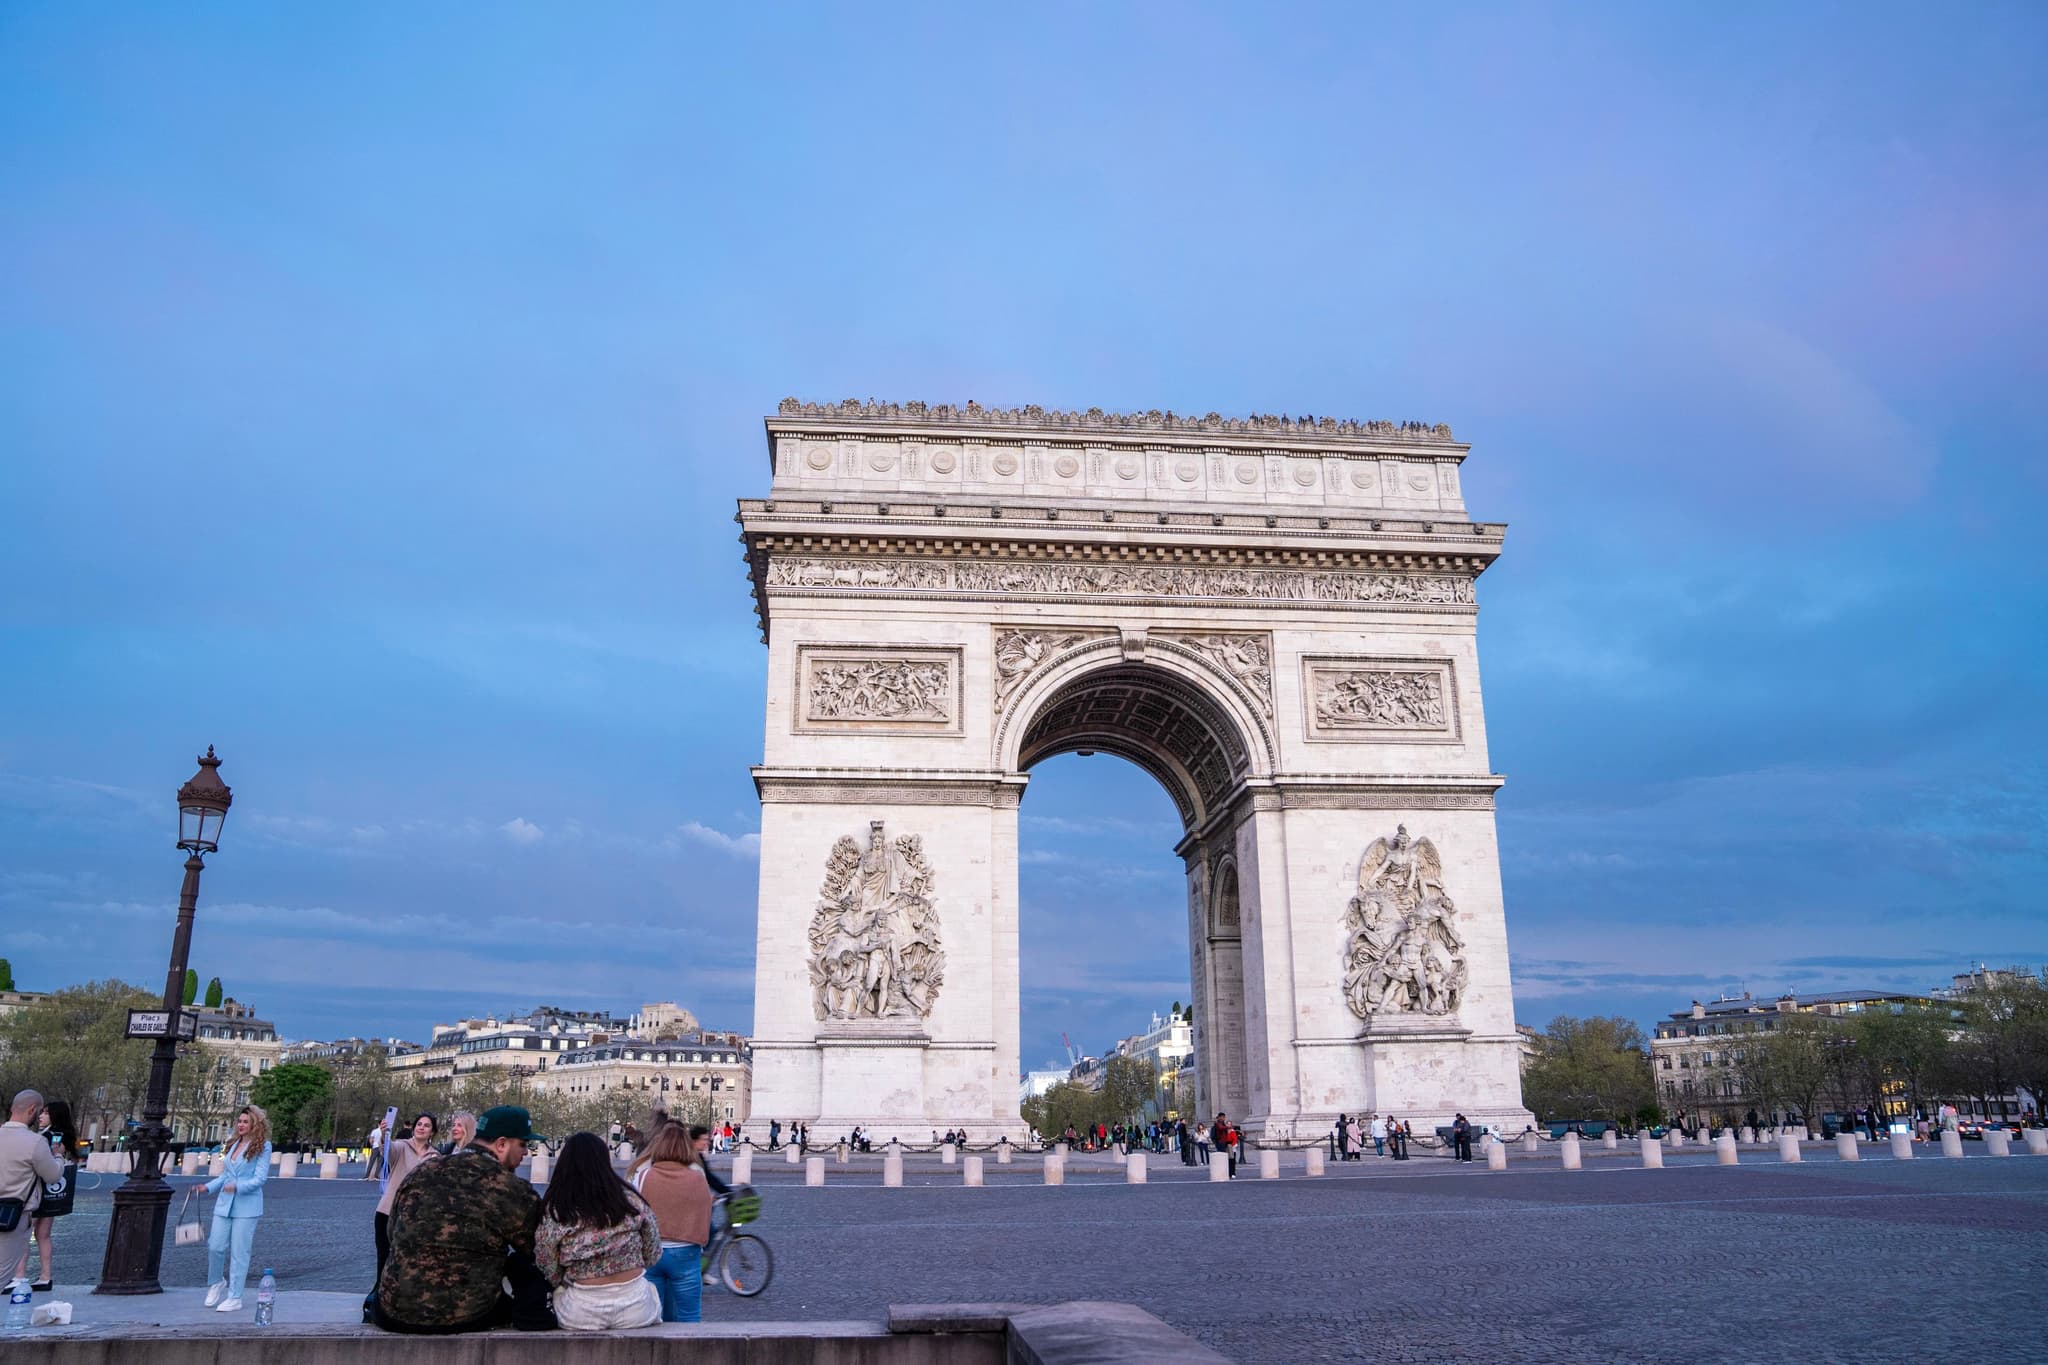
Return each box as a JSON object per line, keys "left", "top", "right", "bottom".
{"left": 173, "top": 1188, "right": 204, "bottom": 1246}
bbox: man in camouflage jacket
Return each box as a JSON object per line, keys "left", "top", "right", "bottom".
{"left": 370, "top": 1106, "right": 554, "bottom": 1333}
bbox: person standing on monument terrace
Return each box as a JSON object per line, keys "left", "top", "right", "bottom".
{"left": 14, "top": 1098, "right": 75, "bottom": 1290}
{"left": 371, "top": 1106, "right": 554, "bottom": 1334}
{"left": 534, "top": 1133, "right": 662, "bottom": 1330}
{"left": 1370, "top": 1114, "right": 1387, "bottom": 1157}
{"left": 629, "top": 1121, "right": 713, "bottom": 1323}
{"left": 1453, "top": 1113, "right": 1473, "bottom": 1162}
{"left": 201, "top": 1105, "right": 272, "bottom": 1312}
{"left": 374, "top": 1112, "right": 440, "bottom": 1284}
{"left": 0, "top": 1091, "right": 65, "bottom": 1291}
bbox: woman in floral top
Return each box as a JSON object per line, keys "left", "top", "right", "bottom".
{"left": 533, "top": 1131, "right": 662, "bottom": 1330}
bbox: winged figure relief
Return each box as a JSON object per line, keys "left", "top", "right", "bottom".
{"left": 1343, "top": 825, "right": 1468, "bottom": 1019}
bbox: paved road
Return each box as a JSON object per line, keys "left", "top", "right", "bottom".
{"left": 44, "top": 1147, "right": 2048, "bottom": 1362}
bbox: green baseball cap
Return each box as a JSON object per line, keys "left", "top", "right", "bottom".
{"left": 475, "top": 1106, "right": 544, "bottom": 1143}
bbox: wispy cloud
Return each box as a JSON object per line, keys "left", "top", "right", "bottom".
{"left": 499, "top": 817, "right": 544, "bottom": 846}
{"left": 672, "top": 821, "right": 760, "bottom": 860}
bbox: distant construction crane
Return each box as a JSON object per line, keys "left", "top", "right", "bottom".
{"left": 1061, "top": 1031, "right": 1080, "bottom": 1068}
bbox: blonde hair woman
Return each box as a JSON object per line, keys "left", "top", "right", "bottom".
{"left": 202, "top": 1104, "right": 272, "bottom": 1312}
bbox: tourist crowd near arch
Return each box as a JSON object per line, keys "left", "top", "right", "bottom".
{"left": 738, "top": 399, "right": 1534, "bottom": 1141}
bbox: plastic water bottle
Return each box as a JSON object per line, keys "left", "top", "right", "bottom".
{"left": 4, "top": 1278, "right": 30, "bottom": 1332}
{"left": 253, "top": 1269, "right": 275, "bottom": 1326}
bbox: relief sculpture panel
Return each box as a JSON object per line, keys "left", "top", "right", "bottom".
{"left": 1343, "top": 825, "right": 1468, "bottom": 1019}
{"left": 795, "top": 645, "right": 962, "bottom": 733}
{"left": 1301, "top": 657, "right": 1459, "bottom": 742}
{"left": 809, "top": 821, "right": 946, "bottom": 1023}
{"left": 1164, "top": 633, "right": 1273, "bottom": 716}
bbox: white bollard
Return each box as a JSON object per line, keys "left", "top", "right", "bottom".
{"left": 805, "top": 1156, "right": 825, "bottom": 1186}
{"left": 1716, "top": 1134, "right": 1738, "bottom": 1165}
{"left": 941, "top": 1143, "right": 956, "bottom": 1166}
{"left": 1984, "top": 1128, "right": 2011, "bottom": 1157}
{"left": 318, "top": 1152, "right": 339, "bottom": 1179}
{"left": 1305, "top": 1146, "right": 1325, "bottom": 1176}
{"left": 1561, "top": 1133, "right": 1582, "bottom": 1170}
{"left": 1890, "top": 1131, "right": 1914, "bottom": 1159}
{"left": 1259, "top": 1149, "right": 1280, "bottom": 1180}
{"left": 1836, "top": 1133, "right": 1860, "bottom": 1161}
{"left": 786, "top": 1144, "right": 801, "bottom": 1164}
{"left": 1665, "top": 1129, "right": 1682, "bottom": 1150}
{"left": 277, "top": 1153, "right": 298, "bottom": 1178}
{"left": 179, "top": 1152, "right": 200, "bottom": 1176}
{"left": 1639, "top": 1134, "right": 1663, "bottom": 1169}
{"left": 883, "top": 1153, "right": 903, "bottom": 1187}
{"left": 837, "top": 1142, "right": 849, "bottom": 1165}
{"left": 1739, "top": 1126, "right": 1756, "bottom": 1145}
{"left": 1519, "top": 1132, "right": 1540, "bottom": 1154}
{"left": 963, "top": 1155, "right": 984, "bottom": 1186}
{"left": 1778, "top": 1133, "right": 1802, "bottom": 1162}
{"left": 1486, "top": 1138, "right": 1507, "bottom": 1171}
{"left": 1044, "top": 1156, "right": 1065, "bottom": 1186}
{"left": 997, "top": 1139, "right": 1012, "bottom": 1165}
{"left": 732, "top": 1152, "right": 753, "bottom": 1184}
{"left": 1209, "top": 1154, "right": 1231, "bottom": 1182}
{"left": 1126, "top": 1153, "right": 1147, "bottom": 1184}
{"left": 2024, "top": 1129, "right": 2048, "bottom": 1156}
{"left": 1940, "top": 1129, "right": 1964, "bottom": 1158}
{"left": 1601, "top": 1129, "right": 1618, "bottom": 1150}
{"left": 270, "top": 1150, "right": 281, "bottom": 1166}
{"left": 529, "top": 1151, "right": 551, "bottom": 1184}
{"left": 1055, "top": 1142, "right": 1069, "bottom": 1158}
{"left": 209, "top": 1153, "right": 226, "bottom": 1177}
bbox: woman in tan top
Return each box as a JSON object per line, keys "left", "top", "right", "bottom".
{"left": 630, "top": 1121, "right": 714, "bottom": 1322}
{"left": 373, "top": 1112, "right": 438, "bottom": 1282}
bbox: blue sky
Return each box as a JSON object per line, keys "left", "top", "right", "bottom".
{"left": 2, "top": 4, "right": 2043, "bottom": 1072}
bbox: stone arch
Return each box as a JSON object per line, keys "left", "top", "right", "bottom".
{"left": 1209, "top": 856, "right": 1242, "bottom": 939}
{"left": 997, "top": 639, "right": 1274, "bottom": 830}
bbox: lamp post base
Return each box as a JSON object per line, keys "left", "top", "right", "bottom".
{"left": 96, "top": 1176, "right": 172, "bottom": 1295}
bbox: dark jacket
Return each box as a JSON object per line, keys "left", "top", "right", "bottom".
{"left": 376, "top": 1144, "right": 539, "bottom": 1328}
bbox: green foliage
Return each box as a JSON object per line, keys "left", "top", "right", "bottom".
{"left": 1734, "top": 1013, "right": 1833, "bottom": 1122}
{"left": 0, "top": 980, "right": 159, "bottom": 1130}
{"left": 204, "top": 977, "right": 223, "bottom": 1008}
{"left": 250, "top": 1064, "right": 337, "bottom": 1146}
{"left": 182, "top": 970, "right": 198, "bottom": 1006}
{"left": 1962, "top": 974, "right": 2048, "bottom": 1118}
{"left": 1839, "top": 1006, "right": 1955, "bottom": 1115}
{"left": 0, "top": 958, "right": 13, "bottom": 990}
{"left": 1520, "top": 1015, "right": 1654, "bottom": 1123}
{"left": 1019, "top": 1057, "right": 1162, "bottom": 1140}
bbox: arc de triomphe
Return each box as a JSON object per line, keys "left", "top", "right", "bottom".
{"left": 739, "top": 398, "right": 1532, "bottom": 1141}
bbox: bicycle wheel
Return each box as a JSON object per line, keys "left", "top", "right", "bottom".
{"left": 718, "top": 1232, "right": 773, "bottom": 1297}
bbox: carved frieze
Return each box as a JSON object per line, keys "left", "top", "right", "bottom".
{"left": 794, "top": 646, "right": 961, "bottom": 733}
{"left": 808, "top": 821, "right": 946, "bottom": 1023}
{"left": 1343, "top": 826, "right": 1467, "bottom": 1020}
{"left": 767, "top": 555, "right": 1475, "bottom": 608}
{"left": 1301, "top": 657, "right": 1460, "bottom": 741}
{"left": 992, "top": 628, "right": 1108, "bottom": 714}
{"left": 1164, "top": 633, "right": 1273, "bottom": 717}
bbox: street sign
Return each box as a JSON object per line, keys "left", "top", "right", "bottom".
{"left": 125, "top": 1009, "right": 197, "bottom": 1041}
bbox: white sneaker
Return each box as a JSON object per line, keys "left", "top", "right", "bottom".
{"left": 216, "top": 1298, "right": 243, "bottom": 1313}
{"left": 204, "top": 1282, "right": 226, "bottom": 1307}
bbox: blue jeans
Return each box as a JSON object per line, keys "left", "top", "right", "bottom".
{"left": 207, "top": 1213, "right": 260, "bottom": 1299}
{"left": 645, "top": 1243, "right": 702, "bottom": 1322}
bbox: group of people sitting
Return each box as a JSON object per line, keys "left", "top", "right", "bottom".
{"left": 367, "top": 1105, "right": 727, "bottom": 1333}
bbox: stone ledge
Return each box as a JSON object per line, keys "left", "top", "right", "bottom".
{"left": 1009, "top": 1301, "right": 1232, "bottom": 1365}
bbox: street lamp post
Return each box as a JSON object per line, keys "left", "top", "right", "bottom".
{"left": 97, "top": 747, "right": 233, "bottom": 1295}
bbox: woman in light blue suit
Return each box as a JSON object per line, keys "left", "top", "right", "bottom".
{"left": 202, "top": 1104, "right": 272, "bottom": 1312}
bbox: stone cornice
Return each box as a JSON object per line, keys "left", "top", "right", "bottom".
{"left": 772, "top": 397, "right": 1459, "bottom": 448}
{"left": 753, "top": 766, "right": 1029, "bottom": 808}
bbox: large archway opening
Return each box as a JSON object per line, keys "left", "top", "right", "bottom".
{"left": 1012, "top": 659, "right": 1258, "bottom": 1129}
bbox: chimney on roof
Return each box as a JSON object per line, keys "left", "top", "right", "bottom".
{"left": 1690, "top": 1001, "right": 1705, "bottom": 1019}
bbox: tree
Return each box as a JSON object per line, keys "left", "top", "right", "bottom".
{"left": 1520, "top": 1016, "right": 1654, "bottom": 1123}
{"left": 1100, "top": 1055, "right": 1159, "bottom": 1125}
{"left": 0, "top": 958, "right": 13, "bottom": 990}
{"left": 1964, "top": 973, "right": 2048, "bottom": 1121}
{"left": 1735, "top": 1015, "right": 1834, "bottom": 1126}
{"left": 1846, "top": 1006, "right": 1954, "bottom": 1119}
{"left": 250, "top": 1064, "right": 337, "bottom": 1147}
{"left": 182, "top": 970, "right": 198, "bottom": 1006}
{"left": 204, "top": 977, "right": 223, "bottom": 1008}
{"left": 0, "top": 980, "right": 162, "bottom": 1137}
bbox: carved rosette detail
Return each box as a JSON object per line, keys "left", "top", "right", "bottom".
{"left": 1166, "top": 634, "right": 1273, "bottom": 717}
{"left": 992, "top": 629, "right": 1104, "bottom": 714}
{"left": 767, "top": 556, "right": 1475, "bottom": 607}
{"left": 1314, "top": 670, "right": 1446, "bottom": 730}
{"left": 807, "top": 658, "right": 952, "bottom": 722}
{"left": 1343, "top": 826, "right": 1468, "bottom": 1019}
{"left": 808, "top": 822, "right": 945, "bottom": 1023}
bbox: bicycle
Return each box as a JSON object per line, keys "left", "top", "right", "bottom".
{"left": 704, "top": 1185, "right": 772, "bottom": 1296}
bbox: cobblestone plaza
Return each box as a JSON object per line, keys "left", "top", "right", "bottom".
{"left": 47, "top": 1147, "right": 2048, "bottom": 1362}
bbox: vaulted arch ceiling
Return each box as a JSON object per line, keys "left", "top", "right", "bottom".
{"left": 1016, "top": 664, "right": 1250, "bottom": 829}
